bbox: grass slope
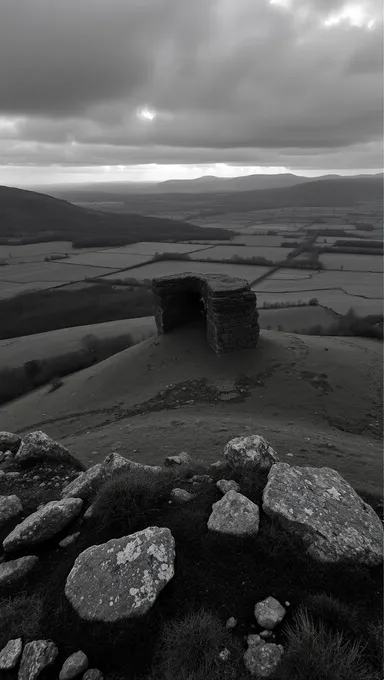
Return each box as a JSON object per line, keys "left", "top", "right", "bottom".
{"left": 0, "top": 185, "right": 231, "bottom": 242}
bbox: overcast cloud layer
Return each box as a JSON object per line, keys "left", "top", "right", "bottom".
{"left": 0, "top": 0, "right": 383, "bottom": 183}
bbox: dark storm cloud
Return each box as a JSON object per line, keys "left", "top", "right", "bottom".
{"left": 0, "top": 0, "right": 382, "bottom": 168}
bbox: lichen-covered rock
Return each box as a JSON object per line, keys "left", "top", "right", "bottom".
{"left": 18, "top": 640, "right": 58, "bottom": 680}
{"left": 0, "top": 555, "right": 39, "bottom": 586}
{"left": 65, "top": 526, "right": 175, "bottom": 621}
{"left": 170, "top": 488, "right": 193, "bottom": 503}
{"left": 254, "top": 597, "right": 286, "bottom": 630}
{"left": 3, "top": 498, "right": 83, "bottom": 552}
{"left": 243, "top": 635, "right": 283, "bottom": 677}
{"left": 224, "top": 435, "right": 278, "bottom": 471}
{"left": 216, "top": 479, "right": 240, "bottom": 494}
{"left": 15, "top": 431, "right": 84, "bottom": 469}
{"left": 0, "top": 638, "right": 23, "bottom": 670}
{"left": 59, "top": 650, "right": 88, "bottom": 680}
{"left": 262, "top": 463, "right": 383, "bottom": 566}
{"left": 61, "top": 464, "right": 104, "bottom": 499}
{"left": 83, "top": 505, "right": 95, "bottom": 520}
{"left": 207, "top": 490, "right": 259, "bottom": 536}
{"left": 164, "top": 452, "right": 192, "bottom": 467}
{"left": 225, "top": 617, "right": 237, "bottom": 629}
{"left": 83, "top": 670, "right": 103, "bottom": 680}
{"left": 210, "top": 460, "right": 227, "bottom": 472}
{"left": 0, "top": 495, "right": 23, "bottom": 531}
{"left": 0, "top": 432, "right": 21, "bottom": 454}
{"left": 103, "top": 452, "right": 161, "bottom": 477}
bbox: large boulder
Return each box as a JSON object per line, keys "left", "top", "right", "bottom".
{"left": 65, "top": 526, "right": 175, "bottom": 622}
{"left": 0, "top": 432, "right": 21, "bottom": 454}
{"left": 207, "top": 490, "right": 260, "bottom": 537}
{"left": 263, "top": 463, "right": 383, "bottom": 566}
{"left": 243, "top": 635, "right": 283, "bottom": 677}
{"left": 18, "top": 640, "right": 58, "bottom": 680}
{"left": 15, "top": 431, "right": 84, "bottom": 470}
{"left": 0, "top": 495, "right": 23, "bottom": 531}
{"left": 0, "top": 555, "right": 39, "bottom": 586}
{"left": 61, "top": 464, "right": 104, "bottom": 499}
{"left": 224, "top": 435, "right": 278, "bottom": 472}
{"left": 102, "top": 452, "right": 162, "bottom": 477}
{"left": 3, "top": 498, "right": 83, "bottom": 552}
{"left": 254, "top": 597, "right": 286, "bottom": 630}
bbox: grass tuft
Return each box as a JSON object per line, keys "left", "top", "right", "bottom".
{"left": 272, "top": 606, "right": 377, "bottom": 680}
{"left": 156, "top": 609, "right": 239, "bottom": 680}
{"left": 0, "top": 592, "right": 43, "bottom": 648}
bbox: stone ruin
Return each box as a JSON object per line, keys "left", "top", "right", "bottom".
{"left": 152, "top": 272, "right": 260, "bottom": 354}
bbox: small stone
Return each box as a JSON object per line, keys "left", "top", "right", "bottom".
{"left": 210, "top": 461, "right": 227, "bottom": 471}
{"left": 243, "top": 636, "right": 284, "bottom": 677}
{"left": 190, "top": 474, "right": 214, "bottom": 484}
{"left": 0, "top": 432, "right": 21, "bottom": 454}
{"left": 0, "top": 495, "right": 23, "bottom": 531}
{"left": 216, "top": 479, "right": 240, "bottom": 494}
{"left": 170, "top": 488, "right": 193, "bottom": 504}
{"left": 0, "top": 470, "right": 5, "bottom": 478}
{"left": 225, "top": 435, "right": 278, "bottom": 472}
{"left": 225, "top": 616, "right": 237, "bottom": 629}
{"left": 164, "top": 452, "right": 192, "bottom": 467}
{"left": 0, "top": 555, "right": 39, "bottom": 587}
{"left": 59, "top": 532, "right": 80, "bottom": 548}
{"left": 39, "top": 483, "right": 46, "bottom": 488}
{"left": 83, "top": 505, "right": 95, "bottom": 520}
{"left": 83, "top": 670, "right": 103, "bottom": 680}
{"left": 7, "top": 472, "right": 21, "bottom": 479}
{"left": 207, "top": 490, "right": 260, "bottom": 537}
{"left": 259, "top": 630, "right": 274, "bottom": 639}
{"left": 0, "top": 638, "right": 23, "bottom": 670}
{"left": 219, "top": 648, "right": 231, "bottom": 662}
{"left": 254, "top": 597, "right": 286, "bottom": 630}
{"left": 18, "top": 640, "right": 58, "bottom": 680}
{"left": 103, "top": 453, "right": 161, "bottom": 477}
{"left": 59, "top": 650, "right": 88, "bottom": 680}
{"left": 3, "top": 498, "right": 83, "bottom": 552}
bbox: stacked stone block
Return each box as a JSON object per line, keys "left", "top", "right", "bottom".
{"left": 152, "top": 272, "right": 259, "bottom": 354}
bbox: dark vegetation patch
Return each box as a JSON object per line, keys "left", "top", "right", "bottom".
{"left": 0, "top": 284, "right": 154, "bottom": 339}
{"left": 0, "top": 457, "right": 380, "bottom": 679}
{"left": 305, "top": 309, "right": 383, "bottom": 340}
{"left": 0, "top": 333, "right": 138, "bottom": 405}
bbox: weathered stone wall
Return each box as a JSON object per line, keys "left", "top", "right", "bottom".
{"left": 152, "top": 272, "right": 260, "bottom": 354}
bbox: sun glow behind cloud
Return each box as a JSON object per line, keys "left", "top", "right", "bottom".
{"left": 136, "top": 107, "right": 157, "bottom": 122}
{"left": 323, "top": 4, "right": 377, "bottom": 28}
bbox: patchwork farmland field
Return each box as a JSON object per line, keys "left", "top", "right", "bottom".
{"left": 188, "top": 244, "right": 293, "bottom": 262}
{"left": 103, "top": 259, "right": 271, "bottom": 283}
{"left": 319, "top": 253, "right": 383, "bottom": 272}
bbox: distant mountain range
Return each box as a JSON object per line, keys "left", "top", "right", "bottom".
{"left": 0, "top": 185, "right": 230, "bottom": 243}
{"left": 34, "top": 172, "right": 383, "bottom": 200}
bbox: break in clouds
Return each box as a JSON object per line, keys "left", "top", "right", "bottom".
{"left": 0, "top": 0, "right": 383, "bottom": 178}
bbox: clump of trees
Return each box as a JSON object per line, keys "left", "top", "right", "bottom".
{"left": 306, "top": 309, "right": 383, "bottom": 340}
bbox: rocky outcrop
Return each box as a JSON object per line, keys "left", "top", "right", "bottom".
{"left": 263, "top": 463, "right": 383, "bottom": 566}
{"left": 0, "top": 555, "right": 39, "bottom": 586}
{"left": 102, "top": 452, "right": 162, "bottom": 477}
{"left": 164, "top": 452, "right": 192, "bottom": 467}
{"left": 152, "top": 272, "right": 259, "bottom": 354}
{"left": 207, "top": 490, "right": 260, "bottom": 536}
{"left": 15, "top": 431, "right": 84, "bottom": 469}
{"left": 224, "top": 435, "right": 278, "bottom": 472}
{"left": 0, "top": 495, "right": 23, "bottom": 531}
{"left": 0, "top": 432, "right": 21, "bottom": 454}
{"left": 18, "top": 640, "right": 58, "bottom": 680}
{"left": 65, "top": 527, "right": 175, "bottom": 622}
{"left": 3, "top": 498, "right": 83, "bottom": 552}
{"left": 243, "top": 635, "right": 284, "bottom": 677}
{"left": 254, "top": 597, "right": 286, "bottom": 630}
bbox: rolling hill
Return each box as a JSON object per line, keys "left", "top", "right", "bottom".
{"left": 0, "top": 323, "right": 382, "bottom": 495}
{"left": 0, "top": 185, "right": 231, "bottom": 244}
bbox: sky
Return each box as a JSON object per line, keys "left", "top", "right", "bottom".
{"left": 0, "top": 0, "right": 383, "bottom": 186}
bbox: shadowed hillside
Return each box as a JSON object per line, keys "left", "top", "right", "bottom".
{"left": 0, "top": 185, "right": 231, "bottom": 243}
